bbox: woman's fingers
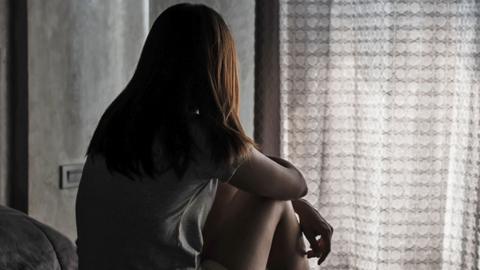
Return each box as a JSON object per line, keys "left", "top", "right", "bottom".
{"left": 303, "top": 229, "right": 321, "bottom": 252}
{"left": 318, "top": 251, "right": 328, "bottom": 265}
{"left": 306, "top": 237, "right": 331, "bottom": 264}
{"left": 305, "top": 240, "right": 324, "bottom": 258}
{"left": 306, "top": 249, "right": 318, "bottom": 258}
{"left": 295, "top": 203, "right": 334, "bottom": 265}
{"left": 317, "top": 238, "right": 331, "bottom": 264}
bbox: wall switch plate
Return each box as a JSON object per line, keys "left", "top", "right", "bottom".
{"left": 60, "top": 163, "right": 84, "bottom": 189}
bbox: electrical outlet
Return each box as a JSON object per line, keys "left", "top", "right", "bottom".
{"left": 60, "top": 164, "right": 83, "bottom": 189}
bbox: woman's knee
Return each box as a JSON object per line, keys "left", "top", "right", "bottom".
{"left": 232, "top": 190, "right": 288, "bottom": 216}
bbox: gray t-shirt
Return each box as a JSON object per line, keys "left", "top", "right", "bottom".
{"left": 75, "top": 123, "right": 248, "bottom": 270}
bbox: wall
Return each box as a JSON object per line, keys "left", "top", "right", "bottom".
{"left": 27, "top": 0, "right": 149, "bottom": 239}
{"left": 149, "top": 0, "right": 255, "bottom": 136}
{"left": 0, "top": 0, "right": 8, "bottom": 206}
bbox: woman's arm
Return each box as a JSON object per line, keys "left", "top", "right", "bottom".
{"left": 227, "top": 148, "right": 308, "bottom": 200}
{"left": 292, "top": 199, "right": 333, "bottom": 265}
{"left": 257, "top": 155, "right": 333, "bottom": 264}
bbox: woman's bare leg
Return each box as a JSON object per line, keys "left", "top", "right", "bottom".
{"left": 202, "top": 183, "right": 309, "bottom": 270}
{"left": 266, "top": 201, "right": 309, "bottom": 270}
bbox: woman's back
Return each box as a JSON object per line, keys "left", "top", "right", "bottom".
{"left": 75, "top": 122, "right": 243, "bottom": 270}
{"left": 76, "top": 4, "right": 258, "bottom": 269}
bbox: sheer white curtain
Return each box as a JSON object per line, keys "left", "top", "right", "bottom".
{"left": 279, "top": 0, "right": 480, "bottom": 269}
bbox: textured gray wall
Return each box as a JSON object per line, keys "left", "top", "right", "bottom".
{"left": 0, "top": 0, "right": 8, "bottom": 206}
{"left": 149, "top": 0, "right": 255, "bottom": 137}
{"left": 28, "top": 0, "right": 149, "bottom": 239}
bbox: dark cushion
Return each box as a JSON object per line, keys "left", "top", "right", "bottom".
{"left": 0, "top": 205, "right": 78, "bottom": 270}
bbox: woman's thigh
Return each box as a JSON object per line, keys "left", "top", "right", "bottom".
{"left": 202, "top": 183, "right": 239, "bottom": 252}
{"left": 202, "top": 184, "right": 286, "bottom": 270}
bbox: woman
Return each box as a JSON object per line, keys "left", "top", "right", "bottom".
{"left": 75, "top": 3, "right": 333, "bottom": 270}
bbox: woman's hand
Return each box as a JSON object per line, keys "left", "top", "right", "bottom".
{"left": 292, "top": 199, "right": 333, "bottom": 265}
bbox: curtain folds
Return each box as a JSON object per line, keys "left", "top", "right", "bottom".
{"left": 277, "top": 0, "right": 480, "bottom": 269}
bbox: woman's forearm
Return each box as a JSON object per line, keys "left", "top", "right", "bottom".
{"left": 292, "top": 198, "right": 311, "bottom": 215}
{"left": 266, "top": 155, "right": 308, "bottom": 198}
{"left": 292, "top": 199, "right": 333, "bottom": 235}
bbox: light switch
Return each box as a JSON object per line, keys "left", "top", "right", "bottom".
{"left": 60, "top": 164, "right": 84, "bottom": 189}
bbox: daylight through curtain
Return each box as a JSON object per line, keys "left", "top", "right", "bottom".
{"left": 279, "top": 1, "right": 480, "bottom": 269}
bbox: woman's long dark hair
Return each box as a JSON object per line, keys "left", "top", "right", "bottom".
{"left": 87, "top": 3, "right": 256, "bottom": 179}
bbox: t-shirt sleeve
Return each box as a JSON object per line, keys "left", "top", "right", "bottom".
{"left": 216, "top": 149, "right": 251, "bottom": 183}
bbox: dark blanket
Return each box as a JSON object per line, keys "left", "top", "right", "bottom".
{"left": 0, "top": 205, "right": 78, "bottom": 270}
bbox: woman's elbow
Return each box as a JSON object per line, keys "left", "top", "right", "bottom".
{"left": 290, "top": 167, "right": 308, "bottom": 198}
{"left": 300, "top": 182, "right": 308, "bottom": 197}
{"left": 297, "top": 177, "right": 308, "bottom": 198}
